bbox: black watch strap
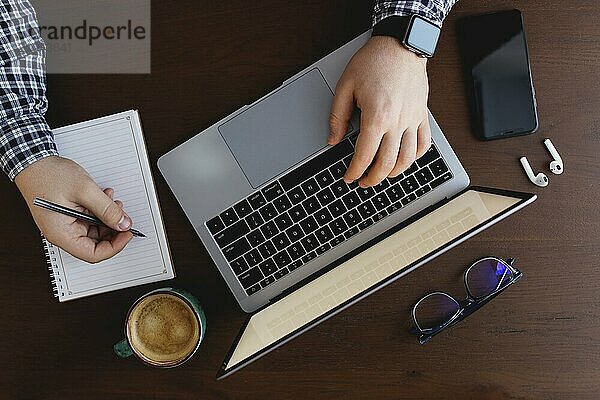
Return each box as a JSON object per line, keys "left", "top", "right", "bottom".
{"left": 372, "top": 16, "right": 412, "bottom": 41}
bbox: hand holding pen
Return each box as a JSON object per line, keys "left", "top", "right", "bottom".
{"left": 15, "top": 157, "right": 139, "bottom": 264}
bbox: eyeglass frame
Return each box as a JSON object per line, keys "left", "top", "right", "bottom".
{"left": 411, "top": 256, "right": 522, "bottom": 345}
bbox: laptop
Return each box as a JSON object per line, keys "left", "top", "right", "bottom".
{"left": 157, "top": 31, "right": 536, "bottom": 378}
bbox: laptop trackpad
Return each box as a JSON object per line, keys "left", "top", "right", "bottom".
{"left": 219, "top": 68, "right": 339, "bottom": 188}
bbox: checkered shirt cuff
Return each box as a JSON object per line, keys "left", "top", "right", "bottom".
{"left": 373, "top": 0, "right": 459, "bottom": 27}
{"left": 0, "top": 112, "right": 57, "bottom": 180}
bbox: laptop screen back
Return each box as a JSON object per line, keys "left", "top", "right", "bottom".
{"left": 221, "top": 188, "right": 533, "bottom": 375}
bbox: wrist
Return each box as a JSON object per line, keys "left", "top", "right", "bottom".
{"left": 15, "top": 156, "right": 79, "bottom": 204}
{"left": 15, "top": 156, "right": 53, "bottom": 199}
{"left": 368, "top": 36, "right": 427, "bottom": 67}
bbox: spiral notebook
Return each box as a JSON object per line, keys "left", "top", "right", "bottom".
{"left": 43, "top": 110, "right": 175, "bottom": 302}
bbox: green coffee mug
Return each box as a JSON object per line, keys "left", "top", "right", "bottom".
{"left": 114, "top": 288, "right": 206, "bottom": 368}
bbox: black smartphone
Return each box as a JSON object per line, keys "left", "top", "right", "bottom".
{"left": 458, "top": 9, "right": 538, "bottom": 140}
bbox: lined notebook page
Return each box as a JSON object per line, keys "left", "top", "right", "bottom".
{"left": 47, "top": 111, "right": 174, "bottom": 301}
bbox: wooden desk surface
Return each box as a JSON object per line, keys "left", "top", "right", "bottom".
{"left": 2, "top": 1, "right": 598, "bottom": 399}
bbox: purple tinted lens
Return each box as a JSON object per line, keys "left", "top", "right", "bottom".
{"left": 414, "top": 293, "right": 460, "bottom": 330}
{"left": 466, "top": 259, "right": 513, "bottom": 299}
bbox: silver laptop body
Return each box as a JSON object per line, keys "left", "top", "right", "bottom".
{"left": 158, "top": 31, "right": 469, "bottom": 313}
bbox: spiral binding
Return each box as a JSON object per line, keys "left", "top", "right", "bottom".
{"left": 41, "top": 233, "right": 64, "bottom": 299}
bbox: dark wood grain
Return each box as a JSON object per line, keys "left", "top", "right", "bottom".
{"left": 1, "top": 1, "right": 599, "bottom": 399}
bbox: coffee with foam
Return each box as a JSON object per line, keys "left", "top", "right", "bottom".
{"left": 127, "top": 293, "right": 200, "bottom": 366}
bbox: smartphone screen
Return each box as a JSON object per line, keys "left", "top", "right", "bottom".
{"left": 458, "top": 9, "right": 538, "bottom": 140}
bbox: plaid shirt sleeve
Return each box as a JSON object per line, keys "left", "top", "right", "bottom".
{"left": 373, "top": 0, "right": 459, "bottom": 27}
{"left": 0, "top": 0, "right": 57, "bottom": 181}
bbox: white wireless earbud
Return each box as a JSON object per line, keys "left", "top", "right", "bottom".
{"left": 543, "top": 138, "right": 563, "bottom": 175}
{"left": 520, "top": 157, "right": 548, "bottom": 187}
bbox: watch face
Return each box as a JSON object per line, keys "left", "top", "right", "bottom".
{"left": 405, "top": 16, "right": 440, "bottom": 57}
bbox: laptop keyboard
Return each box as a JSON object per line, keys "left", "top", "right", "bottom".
{"left": 206, "top": 135, "right": 452, "bottom": 296}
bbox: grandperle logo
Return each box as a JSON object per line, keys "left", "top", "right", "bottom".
{"left": 39, "top": 19, "right": 147, "bottom": 47}
{"left": 32, "top": 0, "right": 151, "bottom": 74}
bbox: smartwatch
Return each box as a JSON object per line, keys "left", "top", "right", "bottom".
{"left": 372, "top": 15, "right": 441, "bottom": 58}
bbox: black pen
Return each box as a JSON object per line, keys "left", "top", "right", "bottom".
{"left": 32, "top": 197, "right": 146, "bottom": 238}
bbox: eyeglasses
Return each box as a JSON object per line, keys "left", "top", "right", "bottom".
{"left": 411, "top": 257, "right": 522, "bottom": 344}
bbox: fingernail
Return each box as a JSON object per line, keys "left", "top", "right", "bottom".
{"left": 328, "top": 132, "right": 335, "bottom": 144}
{"left": 118, "top": 215, "right": 132, "bottom": 231}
